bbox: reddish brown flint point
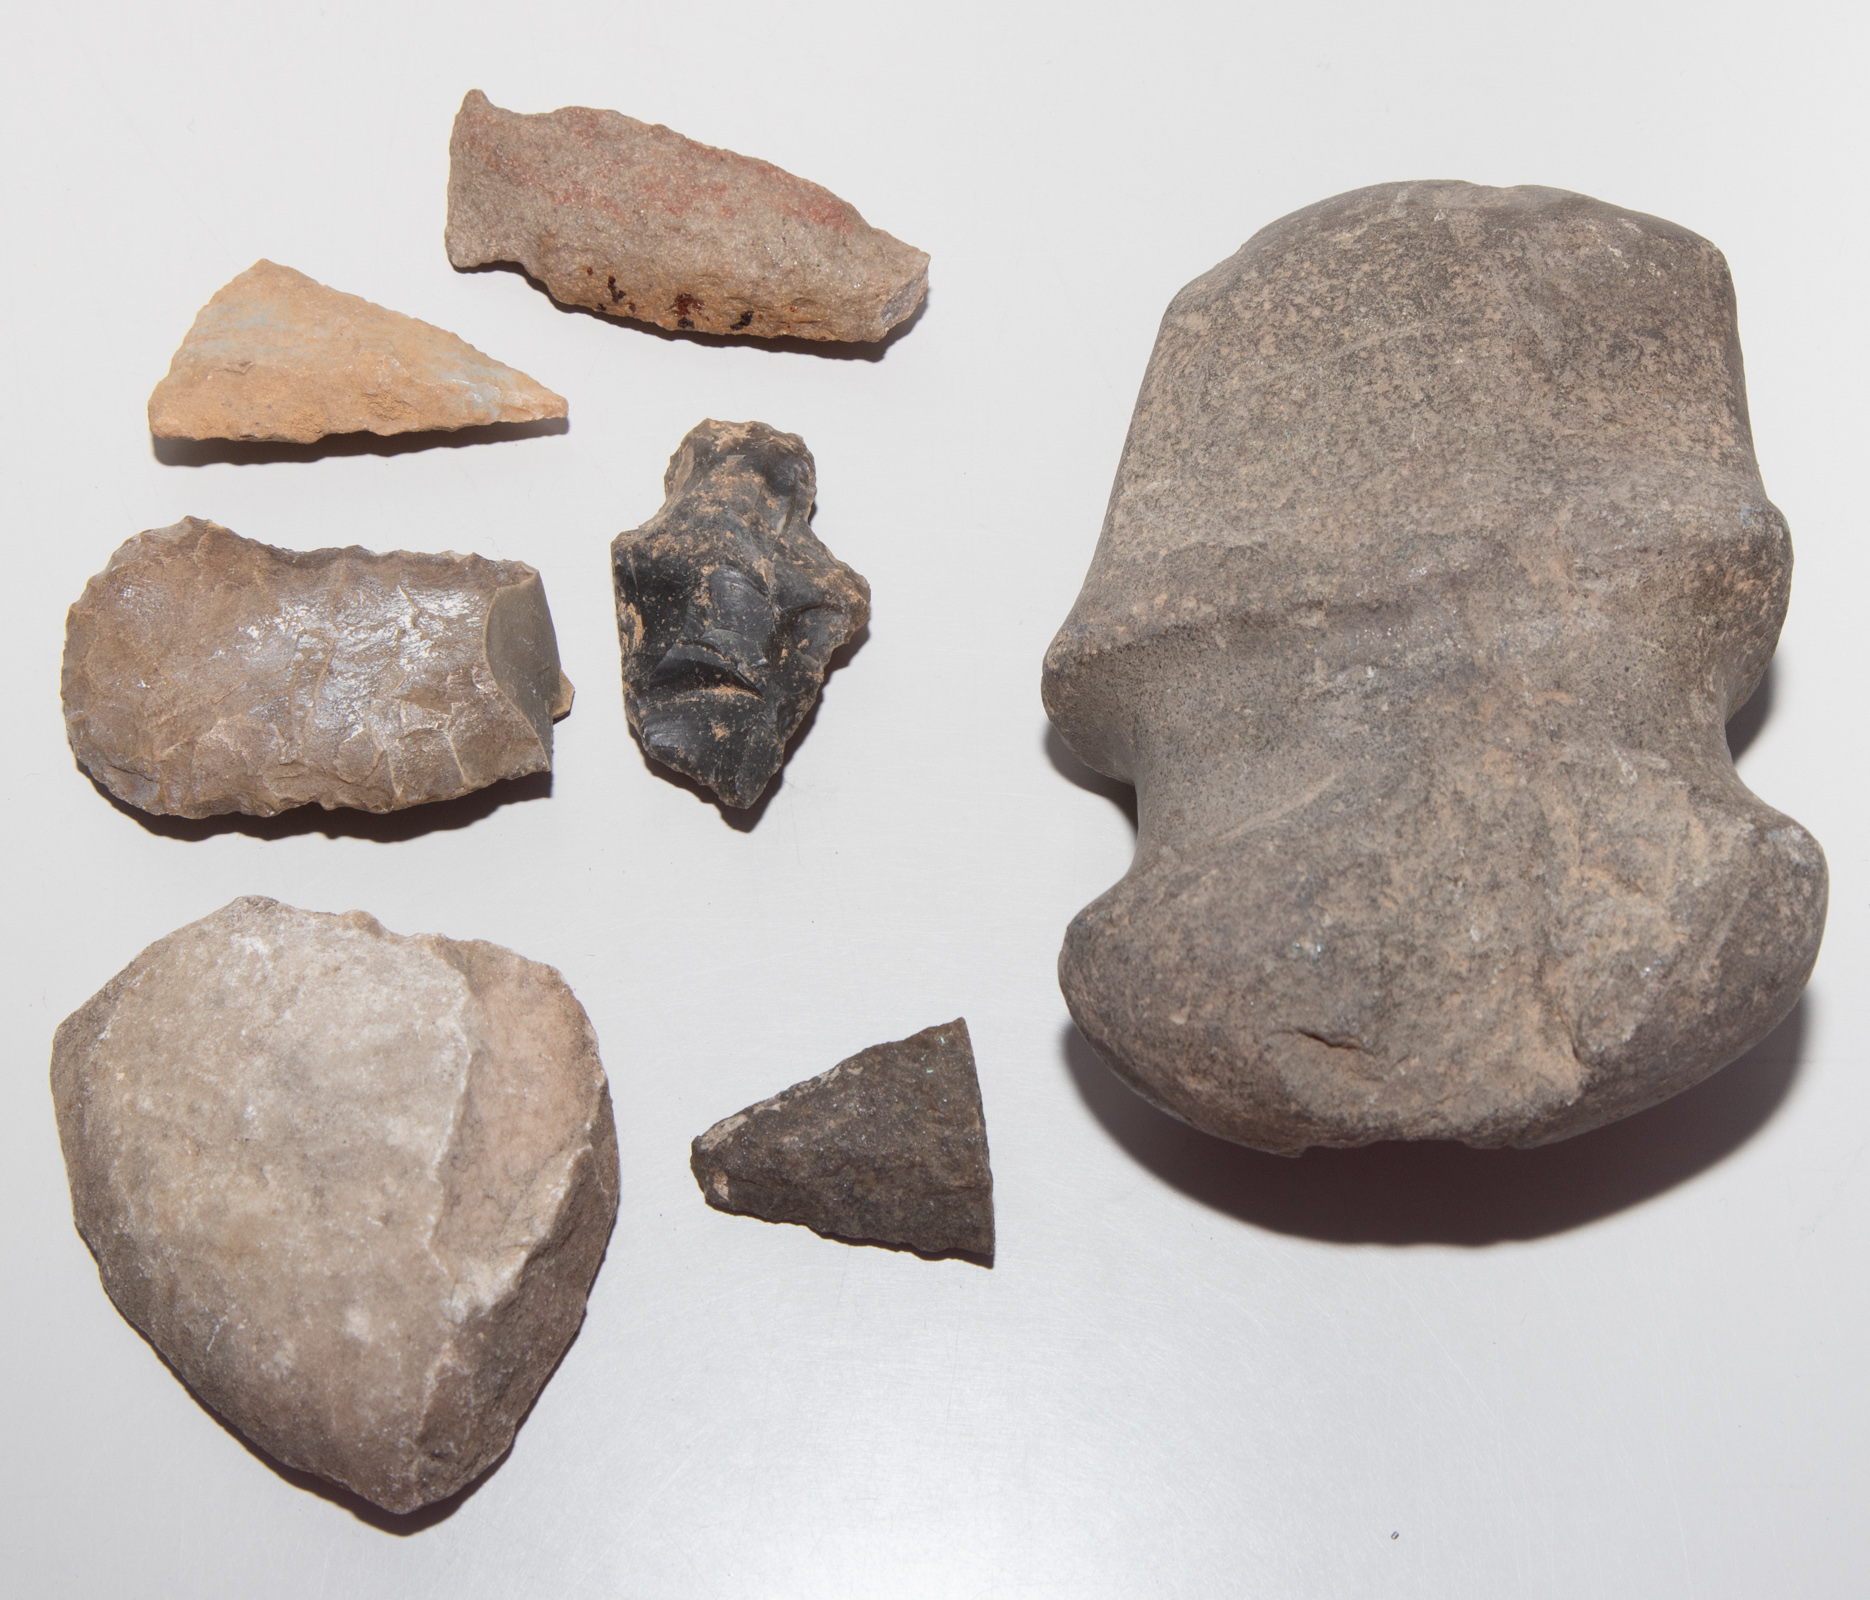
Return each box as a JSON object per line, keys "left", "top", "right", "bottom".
{"left": 445, "top": 90, "right": 929, "bottom": 343}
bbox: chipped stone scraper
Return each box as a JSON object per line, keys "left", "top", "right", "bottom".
{"left": 445, "top": 90, "right": 929, "bottom": 343}
{"left": 1041, "top": 181, "right": 1827, "bottom": 1156}
{"left": 63, "top": 517, "right": 574, "bottom": 818}
{"left": 50, "top": 898, "right": 620, "bottom": 1514}
{"left": 692, "top": 1020, "right": 994, "bottom": 1259}
{"left": 613, "top": 420, "right": 869, "bottom": 809}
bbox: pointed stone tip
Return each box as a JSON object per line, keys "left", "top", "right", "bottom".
{"left": 878, "top": 254, "right": 930, "bottom": 334}
{"left": 690, "top": 1018, "right": 993, "bottom": 1259}
{"left": 147, "top": 261, "right": 568, "bottom": 443}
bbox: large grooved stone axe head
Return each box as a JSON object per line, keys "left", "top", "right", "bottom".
{"left": 1042, "top": 181, "right": 1826, "bottom": 1154}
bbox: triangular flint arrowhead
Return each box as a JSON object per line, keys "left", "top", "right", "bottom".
{"left": 148, "top": 260, "right": 567, "bottom": 443}
{"left": 691, "top": 1019, "right": 993, "bottom": 1259}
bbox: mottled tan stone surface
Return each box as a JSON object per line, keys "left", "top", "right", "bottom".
{"left": 50, "top": 898, "right": 619, "bottom": 1514}
{"left": 148, "top": 260, "right": 566, "bottom": 443}
{"left": 63, "top": 517, "right": 574, "bottom": 818}
{"left": 446, "top": 90, "right": 929, "bottom": 343}
{"left": 1043, "top": 181, "right": 1828, "bottom": 1154}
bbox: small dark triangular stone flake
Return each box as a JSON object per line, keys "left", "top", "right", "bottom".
{"left": 691, "top": 1019, "right": 993, "bottom": 1259}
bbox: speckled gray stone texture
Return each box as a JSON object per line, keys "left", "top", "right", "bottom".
{"left": 1042, "top": 181, "right": 1827, "bottom": 1154}
{"left": 691, "top": 1019, "right": 993, "bottom": 1258}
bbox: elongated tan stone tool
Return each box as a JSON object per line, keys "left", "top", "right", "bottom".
{"left": 148, "top": 260, "right": 566, "bottom": 443}
{"left": 446, "top": 90, "right": 929, "bottom": 343}
{"left": 51, "top": 897, "right": 619, "bottom": 1514}
{"left": 63, "top": 517, "right": 574, "bottom": 818}
{"left": 1042, "top": 181, "right": 1827, "bottom": 1154}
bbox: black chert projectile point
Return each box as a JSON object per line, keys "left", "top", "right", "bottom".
{"left": 690, "top": 1018, "right": 995, "bottom": 1261}
{"left": 612, "top": 419, "right": 870, "bottom": 810}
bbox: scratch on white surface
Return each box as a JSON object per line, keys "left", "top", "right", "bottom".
{"left": 612, "top": 1432, "right": 715, "bottom": 1537}
{"left": 1797, "top": 1133, "right": 1866, "bottom": 1248}
{"left": 1381, "top": 1261, "right": 1495, "bottom": 1418}
{"left": 1663, "top": 1432, "right": 1699, "bottom": 1599}
{"left": 56, "top": 16, "right": 227, "bottom": 255}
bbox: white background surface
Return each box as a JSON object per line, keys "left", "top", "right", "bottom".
{"left": 2, "top": 3, "right": 1864, "bottom": 1595}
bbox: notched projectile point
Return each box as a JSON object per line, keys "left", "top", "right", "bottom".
{"left": 1041, "top": 181, "right": 1828, "bottom": 1155}
{"left": 50, "top": 898, "right": 620, "bottom": 1514}
{"left": 691, "top": 1019, "right": 994, "bottom": 1260}
{"left": 63, "top": 517, "right": 575, "bottom": 818}
{"left": 147, "top": 260, "right": 566, "bottom": 443}
{"left": 612, "top": 420, "right": 868, "bottom": 809}
{"left": 445, "top": 90, "right": 929, "bottom": 344}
